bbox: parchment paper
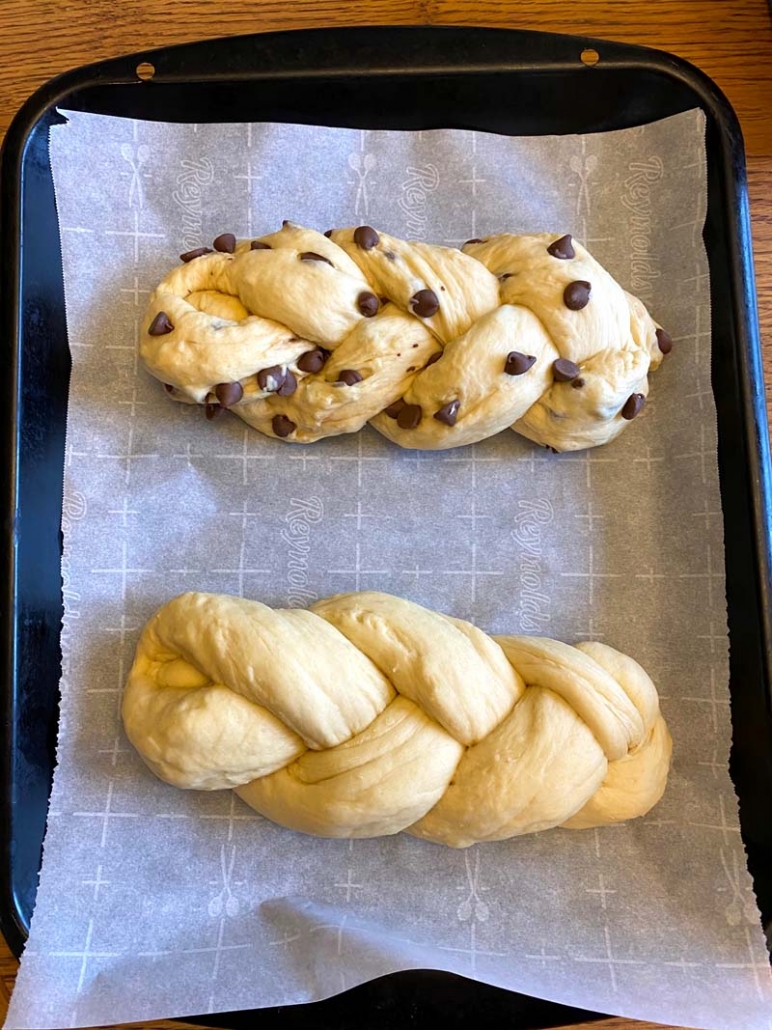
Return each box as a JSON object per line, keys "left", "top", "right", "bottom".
{"left": 6, "top": 108, "right": 772, "bottom": 1030}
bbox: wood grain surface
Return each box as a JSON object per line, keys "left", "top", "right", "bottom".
{"left": 0, "top": 1, "right": 770, "bottom": 1028}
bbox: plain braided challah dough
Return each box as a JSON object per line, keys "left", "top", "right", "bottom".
{"left": 140, "top": 223, "right": 673, "bottom": 452}
{"left": 122, "top": 591, "right": 672, "bottom": 847}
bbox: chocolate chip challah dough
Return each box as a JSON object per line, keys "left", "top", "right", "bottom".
{"left": 122, "top": 591, "right": 672, "bottom": 847}
{"left": 140, "top": 223, "right": 672, "bottom": 452}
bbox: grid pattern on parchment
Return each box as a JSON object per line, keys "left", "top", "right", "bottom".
{"left": 6, "top": 109, "right": 772, "bottom": 1030}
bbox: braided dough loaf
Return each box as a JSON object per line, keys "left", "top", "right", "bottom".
{"left": 140, "top": 224, "right": 673, "bottom": 452}
{"left": 122, "top": 591, "right": 672, "bottom": 847}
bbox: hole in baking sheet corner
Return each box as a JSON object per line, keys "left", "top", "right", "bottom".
{"left": 136, "top": 61, "right": 155, "bottom": 81}
{"left": 580, "top": 48, "right": 600, "bottom": 66}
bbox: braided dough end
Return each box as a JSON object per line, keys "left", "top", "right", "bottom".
{"left": 408, "top": 686, "right": 610, "bottom": 846}
{"left": 562, "top": 713, "right": 672, "bottom": 829}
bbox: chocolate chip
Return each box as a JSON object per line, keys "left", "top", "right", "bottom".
{"left": 357, "top": 291, "right": 379, "bottom": 317}
{"left": 205, "top": 403, "right": 224, "bottom": 420}
{"left": 498, "top": 273, "right": 513, "bottom": 282}
{"left": 323, "top": 229, "right": 333, "bottom": 238}
{"left": 504, "top": 352, "right": 536, "bottom": 376}
{"left": 426, "top": 351, "right": 443, "bottom": 367}
{"left": 277, "top": 371, "right": 297, "bottom": 397}
{"left": 299, "top": 252, "right": 333, "bottom": 266}
{"left": 547, "top": 234, "right": 575, "bottom": 260}
{"left": 250, "top": 241, "right": 271, "bottom": 251}
{"left": 257, "top": 365, "right": 286, "bottom": 392}
{"left": 180, "top": 246, "right": 213, "bottom": 262}
{"left": 353, "top": 225, "right": 379, "bottom": 250}
{"left": 163, "top": 383, "right": 174, "bottom": 393}
{"left": 297, "top": 349, "right": 328, "bottom": 373}
{"left": 397, "top": 404, "right": 422, "bottom": 429}
{"left": 379, "top": 296, "right": 389, "bottom": 305}
{"left": 656, "top": 328, "right": 673, "bottom": 355}
{"left": 563, "top": 281, "right": 591, "bottom": 310}
{"left": 434, "top": 400, "right": 460, "bottom": 426}
{"left": 464, "top": 238, "right": 483, "bottom": 246}
{"left": 337, "top": 369, "right": 363, "bottom": 386}
{"left": 410, "top": 289, "right": 440, "bottom": 318}
{"left": 272, "top": 414, "right": 296, "bottom": 438}
{"left": 571, "top": 377, "right": 586, "bottom": 390}
{"left": 213, "top": 233, "right": 236, "bottom": 253}
{"left": 215, "top": 381, "right": 244, "bottom": 407}
{"left": 407, "top": 366, "right": 417, "bottom": 372}
{"left": 148, "top": 311, "right": 173, "bottom": 336}
{"left": 282, "top": 220, "right": 290, "bottom": 227}
{"left": 621, "top": 393, "right": 646, "bottom": 420}
{"left": 384, "top": 251, "right": 396, "bottom": 261}
{"left": 412, "top": 343, "right": 419, "bottom": 348}
{"left": 384, "top": 399, "right": 406, "bottom": 419}
{"left": 553, "top": 358, "right": 581, "bottom": 382}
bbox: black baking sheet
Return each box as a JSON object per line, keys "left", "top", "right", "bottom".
{"left": 0, "top": 25, "right": 770, "bottom": 1029}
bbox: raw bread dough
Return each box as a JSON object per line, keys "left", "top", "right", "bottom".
{"left": 140, "top": 223, "right": 670, "bottom": 452}
{"left": 122, "top": 591, "right": 672, "bottom": 847}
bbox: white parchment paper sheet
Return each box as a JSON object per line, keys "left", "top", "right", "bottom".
{"left": 6, "top": 108, "right": 772, "bottom": 1029}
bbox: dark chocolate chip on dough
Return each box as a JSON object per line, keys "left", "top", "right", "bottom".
{"left": 215, "top": 382, "right": 243, "bottom": 407}
{"left": 357, "top": 292, "right": 380, "bottom": 317}
{"left": 504, "top": 352, "right": 536, "bottom": 376}
{"left": 547, "top": 234, "right": 575, "bottom": 260}
{"left": 277, "top": 371, "right": 297, "bottom": 397}
{"left": 563, "top": 281, "right": 591, "bottom": 310}
{"left": 337, "top": 369, "right": 363, "bottom": 386}
{"left": 434, "top": 400, "right": 460, "bottom": 426}
{"left": 397, "top": 404, "right": 423, "bottom": 429}
{"left": 553, "top": 358, "right": 581, "bottom": 382}
{"left": 384, "top": 399, "right": 406, "bottom": 419}
{"left": 656, "top": 328, "right": 673, "bottom": 354}
{"left": 297, "top": 349, "right": 329, "bottom": 373}
{"left": 257, "top": 365, "right": 286, "bottom": 392}
{"left": 213, "top": 233, "right": 236, "bottom": 253}
{"left": 180, "top": 246, "right": 213, "bottom": 262}
{"left": 410, "top": 289, "right": 440, "bottom": 318}
{"left": 148, "top": 312, "right": 173, "bottom": 336}
{"left": 353, "top": 225, "right": 379, "bottom": 250}
{"left": 621, "top": 393, "right": 646, "bottom": 420}
{"left": 272, "top": 414, "right": 297, "bottom": 438}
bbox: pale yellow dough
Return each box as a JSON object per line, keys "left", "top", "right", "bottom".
{"left": 140, "top": 223, "right": 670, "bottom": 452}
{"left": 122, "top": 591, "right": 672, "bottom": 847}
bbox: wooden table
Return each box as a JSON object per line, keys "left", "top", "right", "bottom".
{"left": 0, "top": 2, "right": 770, "bottom": 1028}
